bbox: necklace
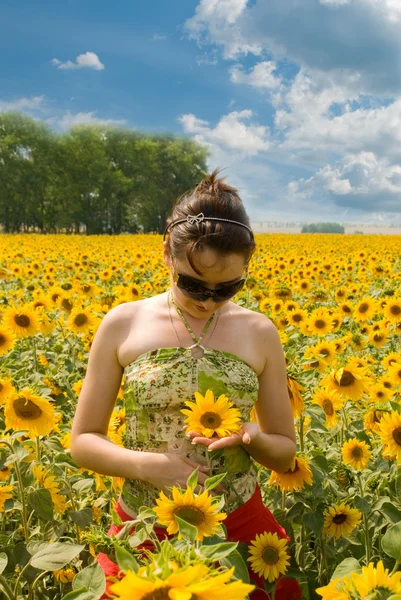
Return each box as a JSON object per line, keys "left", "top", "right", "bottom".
{"left": 167, "top": 290, "right": 221, "bottom": 359}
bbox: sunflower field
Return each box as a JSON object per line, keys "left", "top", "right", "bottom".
{"left": 1, "top": 232, "right": 401, "bottom": 600}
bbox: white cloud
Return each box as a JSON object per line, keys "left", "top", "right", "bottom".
{"left": 289, "top": 151, "right": 401, "bottom": 211}
{"left": 51, "top": 52, "right": 105, "bottom": 71}
{"left": 185, "top": 0, "right": 261, "bottom": 58}
{"left": 0, "top": 96, "right": 46, "bottom": 113}
{"left": 152, "top": 33, "right": 167, "bottom": 40}
{"left": 179, "top": 109, "right": 270, "bottom": 156}
{"left": 230, "top": 61, "right": 283, "bottom": 91}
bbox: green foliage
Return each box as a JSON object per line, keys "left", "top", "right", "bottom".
{"left": 301, "top": 222, "right": 345, "bottom": 233}
{"left": 0, "top": 112, "right": 208, "bottom": 234}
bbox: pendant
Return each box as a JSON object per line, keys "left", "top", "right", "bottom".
{"left": 189, "top": 343, "right": 205, "bottom": 359}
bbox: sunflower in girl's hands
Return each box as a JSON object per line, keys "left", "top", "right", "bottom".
{"left": 181, "top": 389, "right": 259, "bottom": 451}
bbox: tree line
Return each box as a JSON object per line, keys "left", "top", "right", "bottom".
{"left": 0, "top": 112, "right": 208, "bottom": 234}
{"left": 301, "top": 222, "right": 345, "bottom": 233}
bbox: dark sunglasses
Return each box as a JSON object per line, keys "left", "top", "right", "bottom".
{"left": 172, "top": 270, "right": 247, "bottom": 302}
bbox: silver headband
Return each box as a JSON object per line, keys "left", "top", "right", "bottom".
{"left": 163, "top": 212, "right": 254, "bottom": 241}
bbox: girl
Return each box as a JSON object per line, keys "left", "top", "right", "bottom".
{"left": 70, "top": 170, "right": 301, "bottom": 599}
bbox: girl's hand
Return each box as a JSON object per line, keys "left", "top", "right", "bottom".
{"left": 186, "top": 422, "right": 260, "bottom": 451}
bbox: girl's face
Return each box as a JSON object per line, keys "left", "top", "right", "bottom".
{"left": 163, "top": 243, "right": 247, "bottom": 319}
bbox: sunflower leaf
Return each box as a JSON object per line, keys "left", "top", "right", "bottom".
{"left": 204, "top": 472, "right": 227, "bottom": 491}
{"left": 221, "top": 549, "right": 250, "bottom": 583}
{"left": 0, "top": 552, "right": 8, "bottom": 575}
{"left": 113, "top": 543, "right": 139, "bottom": 574}
{"left": 186, "top": 467, "right": 199, "bottom": 491}
{"left": 27, "top": 488, "right": 54, "bottom": 522}
{"left": 200, "top": 541, "right": 238, "bottom": 561}
{"left": 382, "top": 521, "right": 401, "bottom": 560}
{"left": 29, "top": 542, "right": 85, "bottom": 570}
{"left": 72, "top": 562, "right": 106, "bottom": 596}
{"left": 175, "top": 515, "right": 198, "bottom": 543}
{"left": 331, "top": 557, "right": 362, "bottom": 581}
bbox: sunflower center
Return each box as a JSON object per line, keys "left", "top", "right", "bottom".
{"left": 174, "top": 506, "right": 205, "bottom": 526}
{"left": 392, "top": 427, "right": 401, "bottom": 446}
{"left": 0, "top": 334, "right": 6, "bottom": 347}
{"left": 339, "top": 371, "right": 355, "bottom": 386}
{"left": 292, "top": 313, "right": 302, "bottom": 322}
{"left": 284, "top": 460, "right": 300, "bottom": 475}
{"left": 343, "top": 305, "right": 351, "bottom": 313}
{"left": 359, "top": 303, "right": 369, "bottom": 313}
{"left": 0, "top": 383, "right": 3, "bottom": 392}
{"left": 142, "top": 587, "right": 171, "bottom": 600}
{"left": 14, "top": 315, "right": 30, "bottom": 328}
{"left": 373, "top": 410, "right": 385, "bottom": 423}
{"left": 262, "top": 547, "right": 279, "bottom": 565}
{"left": 13, "top": 398, "right": 42, "bottom": 420}
{"left": 332, "top": 514, "right": 347, "bottom": 525}
{"left": 315, "top": 319, "right": 326, "bottom": 329}
{"left": 200, "top": 412, "right": 222, "bottom": 429}
{"left": 62, "top": 299, "right": 73, "bottom": 312}
{"left": 74, "top": 314, "right": 88, "bottom": 327}
{"left": 322, "top": 399, "right": 334, "bottom": 416}
{"left": 352, "top": 447, "right": 363, "bottom": 459}
{"left": 373, "top": 334, "right": 383, "bottom": 342}
{"left": 390, "top": 305, "right": 401, "bottom": 316}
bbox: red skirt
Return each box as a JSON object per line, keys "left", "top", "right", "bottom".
{"left": 97, "top": 485, "right": 301, "bottom": 600}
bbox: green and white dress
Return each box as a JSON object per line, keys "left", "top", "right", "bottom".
{"left": 120, "top": 295, "right": 259, "bottom": 514}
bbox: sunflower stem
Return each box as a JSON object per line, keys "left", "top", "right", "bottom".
{"left": 13, "top": 452, "right": 30, "bottom": 546}
{"left": 62, "top": 478, "right": 81, "bottom": 544}
{"left": 281, "top": 490, "right": 286, "bottom": 511}
{"left": 32, "top": 336, "right": 38, "bottom": 372}
{"left": 0, "top": 575, "right": 15, "bottom": 600}
{"left": 299, "top": 416, "right": 304, "bottom": 453}
{"left": 356, "top": 472, "right": 371, "bottom": 564}
{"left": 35, "top": 436, "right": 40, "bottom": 462}
{"left": 390, "top": 560, "right": 400, "bottom": 576}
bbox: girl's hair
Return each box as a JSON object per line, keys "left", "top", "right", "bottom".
{"left": 164, "top": 169, "right": 256, "bottom": 276}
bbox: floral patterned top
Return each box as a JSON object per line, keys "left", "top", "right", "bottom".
{"left": 120, "top": 345, "right": 259, "bottom": 514}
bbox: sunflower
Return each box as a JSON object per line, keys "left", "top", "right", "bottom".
{"left": 338, "top": 302, "right": 353, "bottom": 316}
{"left": 353, "top": 297, "right": 377, "bottom": 322}
{"left": 181, "top": 389, "right": 241, "bottom": 438}
{"left": 306, "top": 308, "right": 334, "bottom": 337}
{"left": 383, "top": 298, "right": 401, "bottom": 323}
{"left": 302, "top": 347, "right": 329, "bottom": 374}
{"left": 364, "top": 407, "right": 391, "bottom": 433}
{"left": 110, "top": 565, "right": 255, "bottom": 600}
{"left": 286, "top": 308, "right": 308, "bottom": 328}
{"left": 367, "top": 382, "right": 391, "bottom": 404}
{"left": 377, "top": 410, "right": 401, "bottom": 464}
{"left": 367, "top": 328, "right": 389, "bottom": 349}
{"left": 341, "top": 438, "right": 371, "bottom": 470}
{"left": 0, "top": 464, "right": 13, "bottom": 481}
{"left": 248, "top": 531, "right": 290, "bottom": 583}
{"left": 0, "top": 326, "right": 16, "bottom": 355}
{"left": 0, "top": 377, "right": 14, "bottom": 405}
{"left": 153, "top": 485, "right": 226, "bottom": 541}
{"left": 311, "top": 387, "right": 345, "bottom": 428}
{"left": 4, "top": 389, "right": 56, "bottom": 439}
{"left": 0, "top": 484, "right": 14, "bottom": 512}
{"left": 311, "top": 339, "right": 338, "bottom": 365}
{"left": 382, "top": 352, "right": 401, "bottom": 370}
{"left": 2, "top": 305, "right": 39, "bottom": 338}
{"left": 316, "top": 577, "right": 353, "bottom": 600}
{"left": 67, "top": 306, "right": 97, "bottom": 335}
{"left": 322, "top": 503, "right": 362, "bottom": 538}
{"left": 350, "top": 560, "right": 401, "bottom": 597}
{"left": 388, "top": 362, "right": 401, "bottom": 388}
{"left": 287, "top": 376, "right": 305, "bottom": 418}
{"left": 324, "top": 364, "right": 371, "bottom": 401}
{"left": 268, "top": 455, "right": 313, "bottom": 491}
{"left": 32, "top": 464, "right": 68, "bottom": 514}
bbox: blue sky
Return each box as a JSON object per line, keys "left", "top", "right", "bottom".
{"left": 2, "top": 0, "right": 401, "bottom": 224}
